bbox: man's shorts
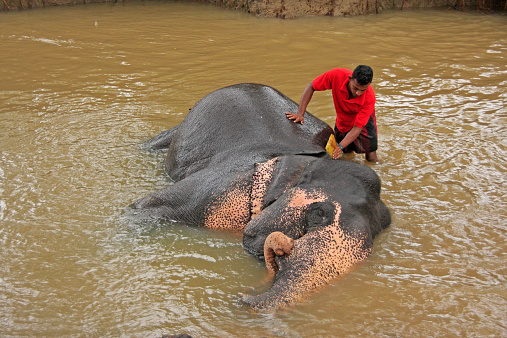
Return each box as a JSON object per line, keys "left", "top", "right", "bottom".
{"left": 334, "top": 110, "right": 378, "bottom": 154}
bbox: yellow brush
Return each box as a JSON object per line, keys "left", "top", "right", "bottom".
{"left": 325, "top": 134, "right": 337, "bottom": 157}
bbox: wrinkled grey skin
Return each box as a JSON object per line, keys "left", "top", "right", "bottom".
{"left": 130, "top": 83, "right": 391, "bottom": 310}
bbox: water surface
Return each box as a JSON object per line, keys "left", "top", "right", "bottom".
{"left": 0, "top": 3, "right": 506, "bottom": 336}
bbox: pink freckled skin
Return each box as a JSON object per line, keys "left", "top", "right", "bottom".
{"left": 203, "top": 158, "right": 279, "bottom": 231}
{"left": 203, "top": 178, "right": 252, "bottom": 231}
{"left": 287, "top": 188, "right": 327, "bottom": 208}
{"left": 288, "top": 222, "right": 371, "bottom": 288}
{"left": 251, "top": 158, "right": 278, "bottom": 218}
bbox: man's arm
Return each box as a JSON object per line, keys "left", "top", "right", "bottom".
{"left": 285, "top": 81, "right": 315, "bottom": 124}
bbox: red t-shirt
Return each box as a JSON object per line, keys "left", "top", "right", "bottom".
{"left": 312, "top": 68, "right": 375, "bottom": 133}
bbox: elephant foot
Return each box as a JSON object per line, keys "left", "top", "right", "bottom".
{"left": 264, "top": 232, "right": 294, "bottom": 274}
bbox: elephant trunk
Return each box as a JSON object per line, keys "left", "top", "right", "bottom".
{"left": 242, "top": 236, "right": 325, "bottom": 310}
{"left": 241, "top": 275, "right": 301, "bottom": 310}
{"left": 242, "top": 228, "right": 372, "bottom": 310}
{"left": 263, "top": 232, "right": 294, "bottom": 274}
{"left": 242, "top": 252, "right": 326, "bottom": 310}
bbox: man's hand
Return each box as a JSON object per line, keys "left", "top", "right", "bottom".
{"left": 332, "top": 146, "right": 343, "bottom": 159}
{"left": 285, "top": 112, "right": 304, "bottom": 124}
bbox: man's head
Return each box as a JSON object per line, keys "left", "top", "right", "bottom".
{"left": 348, "top": 65, "right": 373, "bottom": 99}
{"left": 352, "top": 65, "right": 373, "bottom": 86}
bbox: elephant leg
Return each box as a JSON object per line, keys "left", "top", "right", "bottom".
{"left": 264, "top": 232, "right": 294, "bottom": 274}
{"left": 130, "top": 170, "right": 252, "bottom": 230}
{"left": 129, "top": 174, "right": 205, "bottom": 224}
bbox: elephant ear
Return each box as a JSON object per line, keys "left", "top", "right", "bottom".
{"left": 251, "top": 155, "right": 318, "bottom": 217}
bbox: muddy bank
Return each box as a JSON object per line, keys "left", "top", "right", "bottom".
{"left": 2, "top": 0, "right": 506, "bottom": 16}
{"left": 2, "top": 0, "right": 109, "bottom": 11}
{"left": 205, "top": 0, "right": 501, "bottom": 18}
{"left": 209, "top": 0, "right": 505, "bottom": 17}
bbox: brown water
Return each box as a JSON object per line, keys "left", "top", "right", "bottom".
{"left": 1, "top": 2, "right": 506, "bottom": 336}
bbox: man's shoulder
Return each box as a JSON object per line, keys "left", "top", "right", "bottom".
{"left": 366, "top": 86, "right": 375, "bottom": 97}
{"left": 313, "top": 68, "right": 351, "bottom": 91}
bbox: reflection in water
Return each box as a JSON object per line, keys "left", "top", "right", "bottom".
{"left": 0, "top": 3, "right": 506, "bottom": 336}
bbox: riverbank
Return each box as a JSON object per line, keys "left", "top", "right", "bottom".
{"left": 204, "top": 0, "right": 505, "bottom": 18}
{"left": 2, "top": 0, "right": 506, "bottom": 15}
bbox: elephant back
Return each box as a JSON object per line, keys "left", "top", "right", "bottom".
{"left": 165, "top": 83, "right": 333, "bottom": 181}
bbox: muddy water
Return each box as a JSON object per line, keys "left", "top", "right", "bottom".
{"left": 0, "top": 2, "right": 506, "bottom": 336}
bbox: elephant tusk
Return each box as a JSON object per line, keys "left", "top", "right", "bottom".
{"left": 264, "top": 232, "right": 294, "bottom": 274}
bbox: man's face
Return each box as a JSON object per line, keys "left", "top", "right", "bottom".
{"left": 347, "top": 76, "right": 370, "bottom": 99}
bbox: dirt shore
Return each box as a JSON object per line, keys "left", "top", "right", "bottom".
{"left": 2, "top": 0, "right": 505, "bottom": 16}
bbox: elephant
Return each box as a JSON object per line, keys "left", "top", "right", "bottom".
{"left": 130, "top": 83, "right": 391, "bottom": 310}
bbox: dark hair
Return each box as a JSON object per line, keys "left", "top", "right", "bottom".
{"left": 352, "top": 65, "right": 373, "bottom": 86}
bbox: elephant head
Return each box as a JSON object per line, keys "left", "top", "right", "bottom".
{"left": 242, "top": 155, "right": 390, "bottom": 310}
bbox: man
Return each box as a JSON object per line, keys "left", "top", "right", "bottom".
{"left": 286, "top": 65, "right": 378, "bottom": 162}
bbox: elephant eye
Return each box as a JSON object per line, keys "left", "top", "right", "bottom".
{"left": 305, "top": 202, "right": 335, "bottom": 230}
